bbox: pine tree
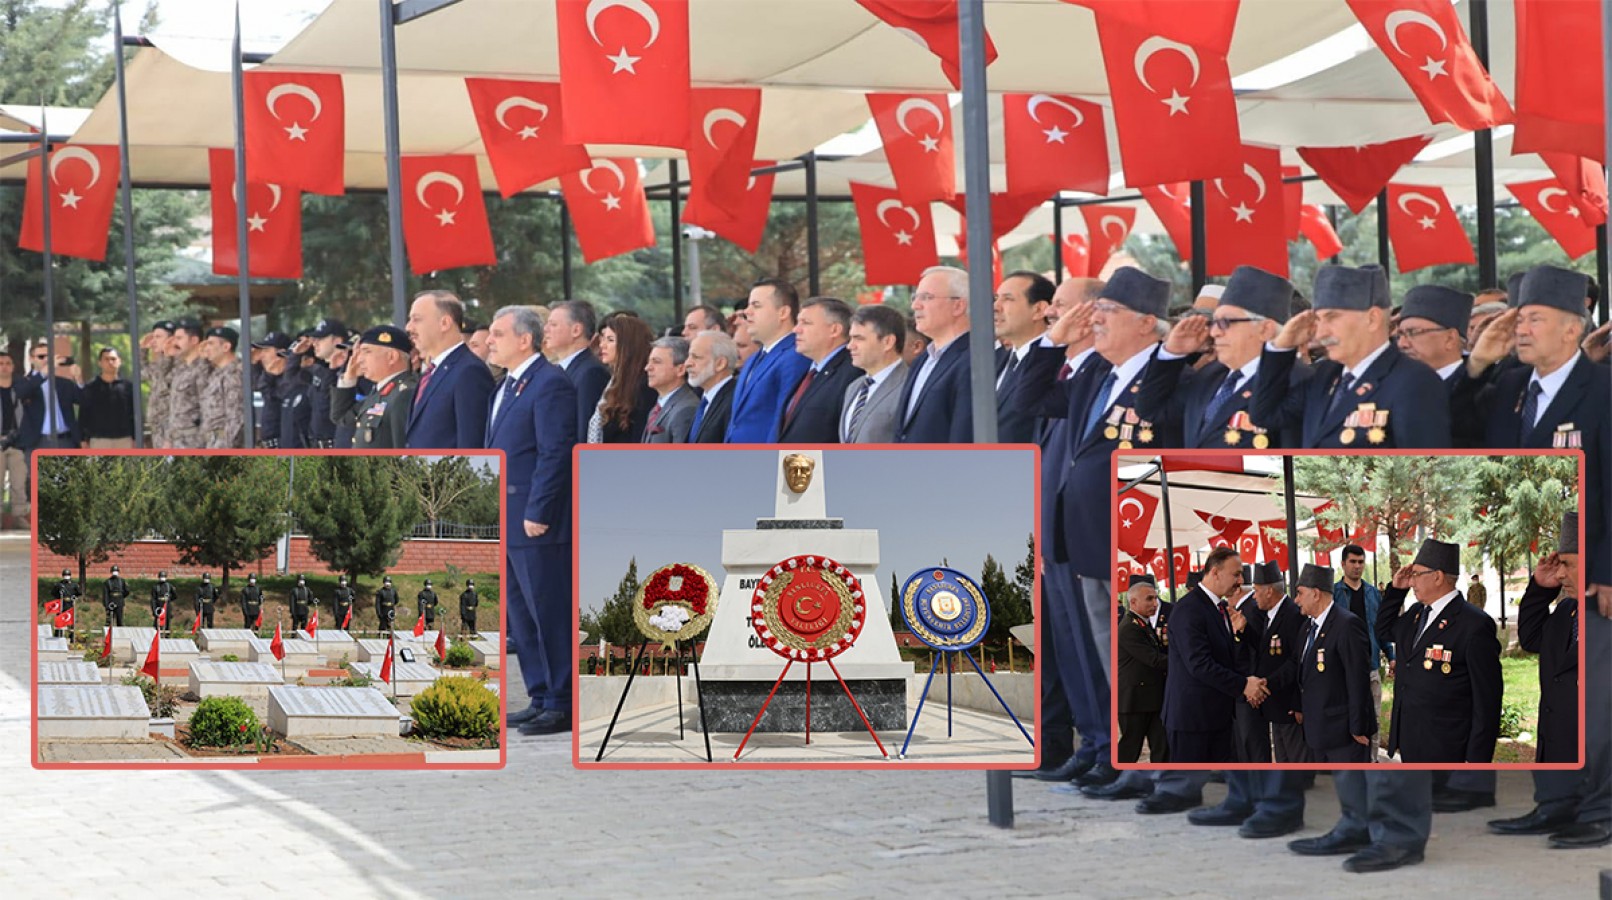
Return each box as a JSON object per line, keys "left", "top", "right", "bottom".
{"left": 34, "top": 455, "right": 163, "bottom": 584}
{"left": 979, "top": 553, "right": 1032, "bottom": 646}
{"left": 163, "top": 457, "right": 288, "bottom": 593}
{"left": 586, "top": 557, "right": 641, "bottom": 648}
{"left": 293, "top": 457, "right": 419, "bottom": 585}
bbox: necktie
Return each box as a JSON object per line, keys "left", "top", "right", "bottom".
{"left": 1081, "top": 371, "right": 1117, "bottom": 441}
{"left": 783, "top": 368, "right": 816, "bottom": 429}
{"left": 690, "top": 395, "right": 710, "bottom": 440}
{"left": 1304, "top": 621, "right": 1319, "bottom": 660}
{"left": 1218, "top": 599, "right": 1233, "bottom": 633}
{"left": 844, "top": 376, "right": 874, "bottom": 442}
{"left": 742, "top": 347, "right": 768, "bottom": 389}
{"left": 643, "top": 401, "right": 664, "bottom": 439}
{"left": 1519, "top": 380, "right": 1544, "bottom": 441}
{"left": 1326, "top": 373, "right": 1355, "bottom": 417}
{"left": 491, "top": 375, "right": 517, "bottom": 430}
{"left": 997, "top": 351, "right": 1020, "bottom": 393}
{"left": 1202, "top": 369, "right": 1243, "bottom": 427}
{"left": 417, "top": 360, "right": 436, "bottom": 397}
{"left": 1413, "top": 603, "right": 1431, "bottom": 642}
{"left": 1057, "top": 360, "right": 1074, "bottom": 382}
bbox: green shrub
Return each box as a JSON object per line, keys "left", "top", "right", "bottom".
{"left": 335, "top": 663, "right": 374, "bottom": 688}
{"left": 84, "top": 646, "right": 111, "bottom": 668}
{"left": 220, "top": 653, "right": 240, "bottom": 662}
{"left": 120, "top": 674, "right": 180, "bottom": 718}
{"left": 1499, "top": 701, "right": 1527, "bottom": 739}
{"left": 445, "top": 640, "right": 475, "bottom": 668}
{"left": 410, "top": 676, "right": 498, "bottom": 741}
{"left": 188, "top": 696, "right": 261, "bottom": 748}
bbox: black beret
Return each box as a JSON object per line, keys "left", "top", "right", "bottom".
{"left": 1221, "top": 266, "right": 1294, "bottom": 323}
{"left": 359, "top": 325, "right": 414, "bottom": 355}
{"left": 206, "top": 326, "right": 239, "bottom": 347}
{"left": 1399, "top": 285, "right": 1474, "bottom": 338}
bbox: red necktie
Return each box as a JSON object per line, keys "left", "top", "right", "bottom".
{"left": 783, "top": 368, "right": 817, "bottom": 428}
{"left": 417, "top": 360, "right": 436, "bottom": 396}
{"left": 1057, "top": 360, "right": 1074, "bottom": 382}
{"left": 644, "top": 402, "right": 664, "bottom": 438}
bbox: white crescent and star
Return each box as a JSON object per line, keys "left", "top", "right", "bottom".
{"left": 265, "top": 82, "right": 324, "bottom": 141}
{"left": 894, "top": 97, "right": 946, "bottom": 153}
{"left": 494, "top": 95, "right": 549, "bottom": 140}
{"left": 1213, "top": 163, "right": 1267, "bottom": 223}
{"left": 49, "top": 146, "right": 102, "bottom": 210}
{"left": 1383, "top": 9, "right": 1450, "bottom": 79}
{"left": 416, "top": 170, "right": 466, "bottom": 226}
{"left": 702, "top": 108, "right": 747, "bottom": 150}
{"left": 232, "top": 179, "right": 283, "bottom": 232}
{"left": 582, "top": 159, "right": 628, "bottom": 210}
{"left": 1118, "top": 496, "right": 1145, "bottom": 529}
{"left": 1134, "top": 35, "right": 1200, "bottom": 116}
{"left": 1026, "top": 94, "right": 1084, "bottom": 144}
{"left": 875, "top": 198, "right": 921, "bottom": 246}
{"left": 1098, "top": 213, "right": 1130, "bottom": 244}
{"left": 1397, "top": 190, "right": 1442, "bottom": 229}
{"left": 586, "top": 0, "right": 661, "bottom": 74}
{"left": 1537, "top": 186, "right": 1581, "bottom": 218}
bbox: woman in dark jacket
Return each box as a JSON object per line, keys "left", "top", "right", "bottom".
{"left": 587, "top": 313, "right": 657, "bottom": 443}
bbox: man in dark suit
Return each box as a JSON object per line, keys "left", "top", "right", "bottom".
{"left": 1291, "top": 564, "right": 1376, "bottom": 763}
{"left": 404, "top": 290, "right": 495, "bottom": 449}
{"left": 725, "top": 278, "right": 811, "bottom": 442}
{"left": 1252, "top": 265, "right": 1451, "bottom": 448}
{"left": 1116, "top": 575, "right": 1169, "bottom": 763}
{"left": 1239, "top": 561, "right": 1311, "bottom": 763}
{"left": 685, "top": 331, "right": 738, "bottom": 443}
{"left": 841, "top": 306, "right": 908, "bottom": 443}
{"left": 896, "top": 265, "right": 975, "bottom": 443}
{"left": 641, "top": 337, "right": 697, "bottom": 443}
{"left": 1394, "top": 284, "right": 1472, "bottom": 390}
{"left": 485, "top": 305, "right": 578, "bottom": 736}
{"left": 543, "top": 300, "right": 611, "bottom": 442}
{"left": 778, "top": 297, "right": 862, "bottom": 443}
{"left": 1161, "top": 546, "right": 1265, "bottom": 764}
{"left": 992, "top": 270, "right": 1052, "bottom": 443}
{"left": 17, "top": 344, "right": 82, "bottom": 450}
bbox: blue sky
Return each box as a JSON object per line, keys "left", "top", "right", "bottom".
{"left": 577, "top": 449, "right": 1037, "bottom": 614}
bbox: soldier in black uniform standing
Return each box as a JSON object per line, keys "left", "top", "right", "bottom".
{"left": 150, "top": 571, "right": 176, "bottom": 632}
{"left": 289, "top": 574, "right": 314, "bottom": 633}
{"left": 52, "top": 570, "right": 80, "bottom": 639}
{"left": 331, "top": 574, "right": 354, "bottom": 630}
{"left": 194, "top": 572, "right": 218, "bottom": 630}
{"left": 1115, "top": 575, "right": 1168, "bottom": 763}
{"left": 101, "top": 565, "right": 130, "bottom": 628}
{"left": 417, "top": 579, "right": 438, "bottom": 632}
{"left": 277, "top": 335, "right": 315, "bottom": 448}
{"left": 375, "top": 575, "right": 400, "bottom": 635}
{"left": 240, "top": 573, "right": 264, "bottom": 631}
{"left": 250, "top": 332, "right": 290, "bottom": 447}
{"left": 459, "top": 578, "right": 479, "bottom": 636}
{"left": 304, "top": 319, "right": 346, "bottom": 449}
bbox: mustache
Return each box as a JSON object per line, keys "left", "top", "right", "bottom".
{"left": 1316, "top": 336, "right": 1340, "bottom": 348}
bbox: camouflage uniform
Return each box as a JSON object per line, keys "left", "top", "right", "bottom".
{"left": 165, "top": 355, "right": 209, "bottom": 448}
{"left": 146, "top": 353, "right": 174, "bottom": 447}
{"left": 201, "top": 358, "right": 246, "bottom": 449}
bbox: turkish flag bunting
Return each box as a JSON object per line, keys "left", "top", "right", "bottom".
{"left": 1116, "top": 563, "right": 1131, "bottom": 593}
{"left": 556, "top": 0, "right": 691, "bottom": 148}
{"left": 413, "top": 614, "right": 426, "bottom": 638}
{"left": 400, "top": 154, "right": 497, "bottom": 275}
{"left": 1282, "top": 166, "right": 1303, "bottom": 239}
{"left": 1093, "top": 6, "right": 1242, "bottom": 187}
{"left": 1193, "top": 509, "right": 1252, "bottom": 543}
{"left": 270, "top": 622, "right": 286, "bottom": 661}
{"left": 1058, "top": 234, "right": 1090, "bottom": 278}
{"left": 1351, "top": 521, "right": 1373, "bottom": 546}
{"left": 1131, "top": 548, "right": 1158, "bottom": 566}
{"left": 945, "top": 191, "right": 1050, "bottom": 242}
{"left": 1258, "top": 519, "right": 1290, "bottom": 570}
{"left": 850, "top": 181, "right": 939, "bottom": 286}
{"left": 54, "top": 610, "right": 73, "bottom": 629}
{"left": 868, "top": 93, "right": 956, "bottom": 203}
{"left": 101, "top": 627, "right": 112, "bottom": 659}
{"left": 1003, "top": 92, "right": 1110, "bottom": 197}
{"left": 140, "top": 634, "right": 160, "bottom": 680}
{"left": 19, "top": 144, "right": 120, "bottom": 261}
{"left": 1140, "top": 183, "right": 1192, "bottom": 260}
{"left": 1078, "top": 204, "right": 1136, "bottom": 276}
{"left": 1385, "top": 183, "right": 1474, "bottom": 272}
{"left": 435, "top": 629, "right": 448, "bottom": 661}
{"left": 1312, "top": 500, "right": 1346, "bottom": 547}
{"left": 1299, "top": 205, "right": 1344, "bottom": 259}
{"left": 308, "top": 609, "right": 319, "bottom": 637}
{"left": 559, "top": 158, "right": 656, "bottom": 263}
{"left": 1236, "top": 532, "right": 1260, "bottom": 561}
{"left": 379, "top": 637, "right": 395, "bottom": 684}
{"left": 44, "top": 600, "right": 61, "bottom": 615}
{"left": 1512, "top": 0, "right": 1604, "bottom": 164}
{"left": 685, "top": 164, "right": 775, "bottom": 254}
{"left": 1296, "top": 136, "right": 1432, "bottom": 214}
{"left": 465, "top": 78, "right": 592, "bottom": 197}
{"left": 1346, "top": 0, "right": 1513, "bottom": 131}
{"left": 953, "top": 233, "right": 1003, "bottom": 287}
{"left": 243, "top": 71, "right": 345, "bottom": 195}
{"left": 1115, "top": 490, "right": 1160, "bottom": 557}
{"left": 687, "top": 88, "right": 763, "bottom": 218}
{"left": 1149, "top": 553, "right": 1168, "bottom": 582}
{"left": 854, "top": 1, "right": 997, "bottom": 90}
{"left": 1171, "top": 547, "right": 1192, "bottom": 587}
{"left": 1204, "top": 145, "right": 1288, "bottom": 277}
{"left": 1507, "top": 178, "right": 1598, "bottom": 259}
{"left": 209, "top": 149, "right": 302, "bottom": 279}
{"left": 1538, "top": 153, "right": 1609, "bottom": 226}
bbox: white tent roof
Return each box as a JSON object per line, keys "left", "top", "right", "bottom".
{"left": 1116, "top": 456, "right": 1329, "bottom": 558}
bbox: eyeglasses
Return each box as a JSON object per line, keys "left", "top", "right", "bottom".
{"left": 1408, "top": 568, "right": 1439, "bottom": 579}
{"left": 912, "top": 293, "right": 963, "bottom": 304}
{"left": 1394, "top": 326, "right": 1449, "bottom": 340}
{"left": 1209, "top": 317, "right": 1260, "bottom": 330}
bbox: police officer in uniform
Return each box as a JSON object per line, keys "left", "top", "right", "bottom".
{"left": 331, "top": 574, "right": 354, "bottom": 630}
{"left": 304, "top": 319, "right": 346, "bottom": 449}
{"left": 240, "top": 573, "right": 264, "bottom": 630}
{"left": 417, "top": 579, "right": 438, "bottom": 631}
{"left": 375, "top": 576, "right": 400, "bottom": 635}
{"left": 53, "top": 570, "right": 79, "bottom": 639}
{"left": 289, "top": 574, "right": 314, "bottom": 633}
{"left": 250, "top": 331, "right": 290, "bottom": 447}
{"left": 333, "top": 325, "right": 416, "bottom": 449}
{"left": 276, "top": 333, "right": 315, "bottom": 448}
{"left": 195, "top": 572, "right": 218, "bottom": 630}
{"left": 459, "top": 578, "right": 479, "bottom": 636}
{"left": 102, "top": 565, "right": 130, "bottom": 628}
{"left": 151, "top": 571, "right": 176, "bottom": 632}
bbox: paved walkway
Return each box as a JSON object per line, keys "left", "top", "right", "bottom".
{"left": 4, "top": 535, "right": 1608, "bottom": 897}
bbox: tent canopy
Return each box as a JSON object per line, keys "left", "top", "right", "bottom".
{"left": 1117, "top": 456, "right": 1329, "bottom": 559}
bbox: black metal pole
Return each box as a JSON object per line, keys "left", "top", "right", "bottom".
{"left": 560, "top": 196, "right": 574, "bottom": 298}
{"left": 1325, "top": 204, "right": 1342, "bottom": 265}
{"left": 112, "top": 5, "right": 144, "bottom": 447}
{"left": 804, "top": 150, "right": 821, "bottom": 295}
{"left": 1597, "top": 225, "right": 1609, "bottom": 324}
{"left": 1283, "top": 456, "right": 1299, "bottom": 596}
{"left": 1160, "top": 462, "right": 1178, "bottom": 598}
{"left": 230, "top": 6, "right": 255, "bottom": 448}
{"left": 379, "top": 0, "right": 408, "bottom": 325}
{"left": 1376, "top": 189, "right": 1391, "bottom": 270}
{"left": 669, "top": 159, "right": 683, "bottom": 322}
{"left": 40, "top": 105, "right": 56, "bottom": 420}
{"left": 1189, "top": 181, "right": 1207, "bottom": 296}
{"left": 1051, "top": 199, "right": 1065, "bottom": 281}
{"left": 1469, "top": 0, "right": 1498, "bottom": 289}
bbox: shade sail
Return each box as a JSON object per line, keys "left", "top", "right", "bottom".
{"left": 1117, "top": 456, "right": 1329, "bottom": 558}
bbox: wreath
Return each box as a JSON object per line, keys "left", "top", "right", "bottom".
{"left": 632, "top": 563, "right": 719, "bottom": 650}
{"left": 750, "top": 554, "right": 866, "bottom": 661}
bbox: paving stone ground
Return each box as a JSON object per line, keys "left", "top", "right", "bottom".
{"left": 4, "top": 535, "right": 1608, "bottom": 897}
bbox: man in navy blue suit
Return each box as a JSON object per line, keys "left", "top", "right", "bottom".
{"left": 777, "top": 297, "right": 862, "bottom": 443}
{"left": 1162, "top": 546, "right": 1265, "bottom": 763}
{"left": 404, "top": 290, "right": 495, "bottom": 449}
{"left": 991, "top": 270, "right": 1053, "bottom": 444}
{"left": 17, "top": 344, "right": 82, "bottom": 450}
{"left": 543, "top": 300, "right": 611, "bottom": 442}
{"left": 726, "top": 278, "right": 811, "bottom": 442}
{"left": 896, "top": 266, "right": 975, "bottom": 443}
{"left": 1252, "top": 265, "right": 1451, "bottom": 448}
{"left": 484, "top": 305, "right": 578, "bottom": 736}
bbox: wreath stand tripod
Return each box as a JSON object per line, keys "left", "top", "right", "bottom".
{"left": 593, "top": 637, "right": 714, "bottom": 763}
{"left": 899, "top": 648, "right": 1036, "bottom": 759}
{"left": 733, "top": 657, "right": 888, "bottom": 761}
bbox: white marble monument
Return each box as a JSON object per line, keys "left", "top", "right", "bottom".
{"left": 267, "top": 685, "right": 401, "bottom": 738}
{"left": 188, "top": 661, "right": 286, "bottom": 699}
{"left": 38, "top": 685, "right": 150, "bottom": 739}
{"left": 38, "top": 661, "right": 103, "bottom": 685}
{"left": 197, "top": 628, "right": 259, "bottom": 657}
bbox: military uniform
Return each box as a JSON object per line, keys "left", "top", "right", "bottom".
{"left": 145, "top": 334, "right": 174, "bottom": 447}
{"left": 459, "top": 583, "right": 479, "bottom": 634}
{"left": 332, "top": 580, "right": 354, "bottom": 630}
{"left": 417, "top": 584, "right": 438, "bottom": 630}
{"left": 165, "top": 355, "right": 210, "bottom": 448}
{"left": 332, "top": 325, "right": 416, "bottom": 449}
{"left": 150, "top": 577, "right": 176, "bottom": 630}
{"left": 1116, "top": 604, "right": 1169, "bottom": 763}
{"left": 195, "top": 577, "right": 218, "bottom": 630}
{"left": 201, "top": 352, "right": 246, "bottom": 449}
{"left": 101, "top": 570, "right": 129, "bottom": 628}
{"left": 52, "top": 574, "right": 80, "bottom": 639}
{"left": 375, "top": 580, "right": 400, "bottom": 634}
{"left": 239, "top": 578, "right": 264, "bottom": 630}
{"left": 289, "top": 579, "right": 314, "bottom": 632}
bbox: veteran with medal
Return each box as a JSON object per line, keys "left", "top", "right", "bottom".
{"left": 1292, "top": 564, "right": 1374, "bottom": 763}
{"left": 332, "top": 325, "right": 417, "bottom": 449}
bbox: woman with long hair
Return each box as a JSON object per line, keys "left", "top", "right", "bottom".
{"left": 587, "top": 313, "right": 657, "bottom": 443}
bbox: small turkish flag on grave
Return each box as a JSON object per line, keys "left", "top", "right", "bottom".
{"left": 435, "top": 630, "right": 448, "bottom": 661}
{"left": 413, "top": 614, "right": 426, "bottom": 638}
{"left": 379, "top": 637, "right": 395, "bottom": 684}
{"left": 340, "top": 606, "right": 352, "bottom": 630}
{"left": 140, "top": 634, "right": 161, "bottom": 680}
{"left": 45, "top": 600, "right": 61, "bottom": 615}
{"left": 190, "top": 612, "right": 200, "bottom": 636}
{"left": 157, "top": 604, "right": 167, "bottom": 629}
{"left": 101, "top": 627, "right": 112, "bottom": 659}
{"left": 270, "top": 622, "right": 286, "bottom": 661}
{"left": 54, "top": 609, "right": 74, "bottom": 629}
{"left": 254, "top": 609, "right": 263, "bottom": 630}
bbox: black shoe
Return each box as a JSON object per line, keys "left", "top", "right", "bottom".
{"left": 1239, "top": 816, "right": 1303, "bottom": 839}
{"left": 1432, "top": 789, "right": 1497, "bottom": 813}
{"left": 1073, "top": 761, "right": 1120, "bottom": 788}
{"left": 1013, "top": 757, "right": 1070, "bottom": 780}
{"left": 1136, "top": 792, "right": 1199, "bottom": 815}
{"left": 1547, "top": 822, "right": 1612, "bottom": 849}
{"left": 506, "top": 706, "right": 541, "bottom": 727}
{"left": 1487, "top": 805, "right": 1578, "bottom": 835}
{"left": 1081, "top": 778, "right": 1151, "bottom": 800}
{"left": 1288, "top": 830, "right": 1371, "bottom": 856}
{"left": 1033, "top": 756, "right": 1094, "bottom": 782}
{"left": 1188, "top": 803, "right": 1252, "bottom": 826}
{"left": 1342, "top": 844, "right": 1424, "bottom": 873}
{"left": 518, "top": 711, "right": 571, "bottom": 736}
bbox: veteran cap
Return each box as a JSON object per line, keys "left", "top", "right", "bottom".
{"left": 1413, "top": 538, "right": 1461, "bottom": 576}
{"left": 1221, "top": 266, "right": 1294, "bottom": 323}
{"left": 1400, "top": 285, "right": 1475, "bottom": 338}
{"left": 1297, "top": 564, "right": 1334, "bottom": 591}
{"left": 1100, "top": 267, "right": 1172, "bottom": 318}
{"left": 359, "top": 325, "right": 414, "bottom": 355}
{"left": 1253, "top": 561, "right": 1283, "bottom": 586}
{"left": 1558, "top": 510, "right": 1579, "bottom": 555}
{"left": 1314, "top": 265, "right": 1391, "bottom": 311}
{"left": 1506, "top": 271, "right": 1526, "bottom": 308}
{"left": 1516, "top": 264, "right": 1591, "bottom": 317}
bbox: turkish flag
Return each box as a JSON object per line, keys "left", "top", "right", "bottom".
{"left": 1116, "top": 563, "right": 1131, "bottom": 593}
{"left": 1062, "top": 0, "right": 1239, "bottom": 49}
{"left": 1204, "top": 145, "right": 1288, "bottom": 277}
{"left": 685, "top": 163, "right": 775, "bottom": 254}
{"left": 54, "top": 610, "right": 73, "bottom": 629}
{"left": 1131, "top": 548, "right": 1157, "bottom": 566}
{"left": 1386, "top": 184, "right": 1474, "bottom": 272}
{"left": 464, "top": 78, "right": 592, "bottom": 197}
{"left": 1299, "top": 204, "right": 1344, "bottom": 259}
{"left": 157, "top": 604, "right": 167, "bottom": 629}
{"left": 1094, "top": 8, "right": 1242, "bottom": 187}
{"left": 868, "top": 93, "right": 955, "bottom": 203}
{"left": 140, "top": 634, "right": 160, "bottom": 680}
{"left": 400, "top": 154, "right": 497, "bottom": 275}
{"left": 1508, "top": 178, "right": 1598, "bottom": 259}
{"left": 1115, "top": 490, "right": 1160, "bottom": 557}
{"left": 1194, "top": 509, "right": 1252, "bottom": 544}
{"left": 340, "top": 606, "right": 352, "bottom": 630}
{"left": 44, "top": 600, "right": 61, "bottom": 615}
{"left": 854, "top": 0, "right": 997, "bottom": 90}
{"left": 1003, "top": 93, "right": 1109, "bottom": 197}
{"left": 270, "top": 622, "right": 285, "bottom": 661}
{"left": 556, "top": 0, "right": 690, "bottom": 148}
{"left": 1236, "top": 532, "right": 1260, "bottom": 561}
{"left": 1058, "top": 234, "right": 1090, "bottom": 277}
{"left": 435, "top": 629, "right": 448, "bottom": 661}
{"left": 254, "top": 609, "right": 263, "bottom": 630}
{"left": 413, "top": 613, "right": 426, "bottom": 638}
{"left": 1538, "top": 153, "right": 1609, "bottom": 226}
{"left": 1312, "top": 501, "right": 1346, "bottom": 547}
{"left": 1140, "top": 182, "right": 1192, "bottom": 260}
{"left": 850, "top": 181, "right": 939, "bottom": 286}
{"left": 243, "top": 71, "right": 344, "bottom": 196}
{"left": 687, "top": 88, "right": 762, "bottom": 218}
{"left": 1346, "top": 0, "right": 1513, "bottom": 131}
{"left": 559, "top": 158, "right": 656, "bottom": 263}
{"left": 308, "top": 609, "right": 319, "bottom": 637}
{"left": 1513, "top": 0, "right": 1603, "bottom": 164}
{"left": 953, "top": 233, "right": 1003, "bottom": 287}
{"left": 101, "top": 627, "right": 112, "bottom": 659}
{"left": 1258, "top": 519, "right": 1290, "bottom": 570}
{"left": 1149, "top": 553, "right": 1167, "bottom": 582}
{"left": 1171, "top": 547, "right": 1192, "bottom": 587}
{"left": 190, "top": 611, "right": 200, "bottom": 636}
{"left": 1282, "top": 166, "right": 1303, "bottom": 240}
{"left": 946, "top": 191, "right": 1049, "bottom": 243}
{"left": 209, "top": 149, "right": 302, "bottom": 279}
{"left": 1078, "top": 205, "right": 1136, "bottom": 276}
{"left": 1296, "top": 137, "right": 1432, "bottom": 214}
{"left": 1350, "top": 522, "right": 1373, "bottom": 547}
{"left": 18, "top": 144, "right": 120, "bottom": 261}
{"left": 379, "top": 637, "right": 395, "bottom": 684}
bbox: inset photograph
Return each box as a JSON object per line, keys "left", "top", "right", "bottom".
{"left": 32, "top": 451, "right": 505, "bottom": 768}
{"left": 1111, "top": 451, "right": 1583, "bottom": 770}
{"left": 575, "top": 446, "right": 1038, "bottom": 767}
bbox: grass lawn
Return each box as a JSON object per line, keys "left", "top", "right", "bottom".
{"left": 1378, "top": 655, "right": 1543, "bottom": 763}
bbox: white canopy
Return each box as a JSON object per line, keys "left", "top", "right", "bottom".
{"left": 1116, "top": 456, "right": 1329, "bottom": 560}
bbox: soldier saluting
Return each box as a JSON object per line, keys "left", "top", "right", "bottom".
{"left": 459, "top": 578, "right": 479, "bottom": 636}
{"left": 151, "top": 571, "right": 176, "bottom": 632}
{"left": 195, "top": 572, "right": 218, "bottom": 630}
{"left": 331, "top": 574, "right": 354, "bottom": 630}
{"left": 240, "top": 573, "right": 264, "bottom": 630}
{"left": 417, "top": 579, "right": 438, "bottom": 631}
{"left": 332, "top": 326, "right": 417, "bottom": 449}
{"left": 289, "top": 574, "right": 314, "bottom": 632}
{"left": 375, "top": 576, "right": 400, "bottom": 635}
{"left": 102, "top": 565, "right": 130, "bottom": 628}
{"left": 53, "top": 570, "right": 80, "bottom": 639}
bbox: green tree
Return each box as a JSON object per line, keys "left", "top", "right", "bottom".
{"left": 581, "top": 557, "right": 640, "bottom": 648}
{"left": 1459, "top": 456, "right": 1579, "bottom": 574}
{"left": 979, "top": 552, "right": 1032, "bottom": 646}
{"left": 387, "top": 456, "right": 491, "bottom": 537}
{"left": 1290, "top": 456, "right": 1478, "bottom": 569}
{"left": 889, "top": 569, "right": 904, "bottom": 631}
{"left": 163, "top": 457, "right": 288, "bottom": 593}
{"left": 1013, "top": 533, "right": 1036, "bottom": 605}
{"left": 34, "top": 455, "right": 163, "bottom": 584}
{"left": 293, "top": 457, "right": 419, "bottom": 583}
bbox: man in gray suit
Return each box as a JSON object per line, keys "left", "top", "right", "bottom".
{"left": 841, "top": 305, "right": 908, "bottom": 443}
{"left": 641, "top": 336, "right": 697, "bottom": 443}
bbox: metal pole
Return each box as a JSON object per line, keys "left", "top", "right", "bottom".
{"left": 1160, "top": 462, "right": 1178, "bottom": 598}
{"left": 230, "top": 5, "right": 255, "bottom": 448}
{"left": 669, "top": 159, "right": 684, "bottom": 322}
{"left": 1602, "top": 0, "right": 1612, "bottom": 323}
{"left": 1051, "top": 200, "right": 1064, "bottom": 281}
{"left": 112, "top": 5, "right": 144, "bottom": 448}
{"left": 804, "top": 150, "right": 821, "bottom": 295}
{"left": 40, "top": 105, "right": 57, "bottom": 419}
{"left": 379, "top": 0, "right": 408, "bottom": 325}
{"left": 1189, "top": 181, "right": 1207, "bottom": 296}
{"left": 559, "top": 196, "right": 574, "bottom": 298}
{"left": 1469, "top": 0, "right": 1498, "bottom": 289}
{"left": 1597, "top": 225, "right": 1609, "bottom": 324}
{"left": 1283, "top": 456, "right": 1299, "bottom": 594}
{"left": 1375, "top": 189, "right": 1391, "bottom": 270}
{"left": 687, "top": 233, "right": 703, "bottom": 306}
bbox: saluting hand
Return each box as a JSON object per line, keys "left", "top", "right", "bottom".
{"left": 1047, "top": 301, "right": 1095, "bottom": 347}
{"left": 1391, "top": 563, "right": 1415, "bottom": 590}
{"left": 1468, "top": 307, "right": 1517, "bottom": 373}
{"left": 344, "top": 348, "right": 363, "bottom": 381}
{"left": 1164, "top": 315, "right": 1210, "bottom": 356}
{"left": 1271, "top": 310, "right": 1315, "bottom": 351}
{"left": 1532, "top": 552, "right": 1565, "bottom": 590}
{"left": 1582, "top": 321, "right": 1612, "bottom": 364}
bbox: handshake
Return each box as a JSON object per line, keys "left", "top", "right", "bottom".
{"left": 1243, "top": 676, "right": 1270, "bottom": 707}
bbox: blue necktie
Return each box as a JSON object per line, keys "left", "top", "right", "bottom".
{"left": 1081, "top": 371, "right": 1117, "bottom": 441}
{"left": 1518, "top": 380, "right": 1543, "bottom": 441}
{"left": 1326, "top": 373, "right": 1355, "bottom": 417}
{"left": 1304, "top": 621, "right": 1319, "bottom": 660}
{"left": 1202, "top": 369, "right": 1242, "bottom": 427}
{"left": 690, "top": 394, "right": 710, "bottom": 440}
{"left": 491, "top": 376, "right": 517, "bottom": 432}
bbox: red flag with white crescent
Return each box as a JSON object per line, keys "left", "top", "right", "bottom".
{"left": 1236, "top": 532, "right": 1260, "bottom": 561}
{"left": 1058, "top": 234, "right": 1090, "bottom": 278}
{"left": 101, "top": 627, "right": 112, "bottom": 659}
{"left": 850, "top": 181, "right": 939, "bottom": 286}
{"left": 18, "top": 144, "right": 120, "bottom": 261}
{"left": 1193, "top": 509, "right": 1252, "bottom": 543}
{"left": 1296, "top": 137, "right": 1432, "bottom": 214}
{"left": 1385, "top": 184, "right": 1474, "bottom": 272}
{"left": 1078, "top": 205, "right": 1136, "bottom": 276}
{"left": 140, "top": 633, "right": 161, "bottom": 680}
{"left": 270, "top": 622, "right": 286, "bottom": 661}
{"left": 1537, "top": 153, "right": 1608, "bottom": 226}
{"left": 209, "top": 148, "right": 302, "bottom": 279}
{"left": 400, "top": 154, "right": 497, "bottom": 274}
{"left": 868, "top": 93, "right": 956, "bottom": 203}
{"left": 556, "top": 0, "right": 691, "bottom": 148}
{"left": 54, "top": 609, "right": 74, "bottom": 629}
{"left": 44, "top": 600, "right": 61, "bottom": 615}
{"left": 1204, "top": 144, "right": 1289, "bottom": 277}
{"left": 435, "top": 629, "right": 448, "bottom": 661}
{"left": 1003, "top": 92, "right": 1109, "bottom": 197}
{"left": 1346, "top": 0, "right": 1513, "bottom": 131}
{"left": 465, "top": 78, "right": 592, "bottom": 197}
{"left": 1258, "top": 519, "right": 1290, "bottom": 570}
{"left": 1507, "top": 178, "right": 1598, "bottom": 259}
{"left": 1116, "top": 563, "right": 1131, "bottom": 593}
{"left": 1171, "top": 547, "right": 1192, "bottom": 586}
{"left": 243, "top": 71, "right": 345, "bottom": 195}
{"left": 379, "top": 637, "right": 395, "bottom": 684}
{"left": 687, "top": 88, "right": 762, "bottom": 218}
{"left": 854, "top": 0, "right": 997, "bottom": 90}
{"left": 683, "top": 164, "right": 775, "bottom": 254}
{"left": 1115, "top": 490, "right": 1160, "bottom": 558}
{"left": 308, "top": 608, "right": 319, "bottom": 637}
{"left": 1299, "top": 204, "right": 1344, "bottom": 260}
{"left": 559, "top": 158, "right": 656, "bottom": 263}
{"left": 413, "top": 613, "right": 426, "bottom": 638}
{"left": 1140, "top": 182, "right": 1192, "bottom": 260}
